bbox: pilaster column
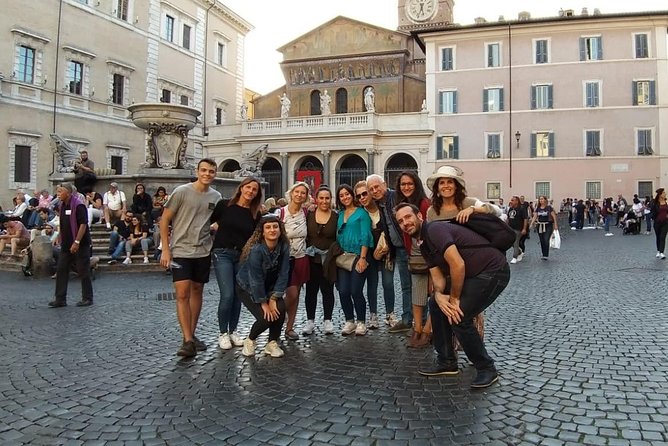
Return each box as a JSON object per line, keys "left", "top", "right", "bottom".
{"left": 365, "top": 148, "right": 375, "bottom": 175}
{"left": 321, "top": 150, "right": 331, "bottom": 187}
{"left": 280, "top": 152, "right": 289, "bottom": 193}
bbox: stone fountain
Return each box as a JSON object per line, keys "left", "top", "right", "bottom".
{"left": 127, "top": 102, "right": 199, "bottom": 169}
{"left": 126, "top": 102, "right": 244, "bottom": 197}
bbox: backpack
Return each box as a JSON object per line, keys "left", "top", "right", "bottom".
{"left": 452, "top": 213, "right": 516, "bottom": 252}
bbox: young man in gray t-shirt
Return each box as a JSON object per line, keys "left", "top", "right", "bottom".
{"left": 160, "top": 158, "right": 221, "bottom": 358}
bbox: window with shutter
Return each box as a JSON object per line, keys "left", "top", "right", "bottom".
{"left": 585, "top": 130, "right": 601, "bottom": 156}
{"left": 634, "top": 34, "right": 648, "bottom": 58}
{"left": 441, "top": 47, "right": 454, "bottom": 71}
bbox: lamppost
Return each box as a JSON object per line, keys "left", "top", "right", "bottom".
{"left": 515, "top": 131, "right": 521, "bottom": 149}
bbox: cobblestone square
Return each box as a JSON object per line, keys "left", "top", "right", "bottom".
{"left": 1, "top": 227, "right": 667, "bottom": 445}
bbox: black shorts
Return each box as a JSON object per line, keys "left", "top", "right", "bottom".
{"left": 170, "top": 256, "right": 211, "bottom": 284}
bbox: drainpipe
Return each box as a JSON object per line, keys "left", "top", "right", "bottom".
{"left": 507, "top": 23, "right": 513, "bottom": 189}
{"left": 202, "top": 1, "right": 214, "bottom": 137}
{"left": 50, "top": 0, "right": 64, "bottom": 175}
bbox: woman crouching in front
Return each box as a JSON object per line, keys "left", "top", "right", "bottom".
{"left": 237, "top": 215, "right": 291, "bottom": 358}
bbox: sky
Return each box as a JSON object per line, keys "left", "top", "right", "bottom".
{"left": 221, "top": 0, "right": 668, "bottom": 95}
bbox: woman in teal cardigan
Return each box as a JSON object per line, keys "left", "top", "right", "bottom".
{"left": 335, "top": 184, "right": 374, "bottom": 336}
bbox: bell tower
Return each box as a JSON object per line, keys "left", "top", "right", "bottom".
{"left": 398, "top": 0, "right": 454, "bottom": 31}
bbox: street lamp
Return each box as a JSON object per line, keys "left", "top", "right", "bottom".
{"left": 515, "top": 131, "right": 521, "bottom": 149}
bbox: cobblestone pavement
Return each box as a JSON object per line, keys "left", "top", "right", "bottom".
{"left": 0, "top": 226, "right": 667, "bottom": 445}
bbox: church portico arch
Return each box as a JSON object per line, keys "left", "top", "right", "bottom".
{"left": 262, "top": 157, "right": 282, "bottom": 199}
{"left": 294, "top": 155, "right": 324, "bottom": 195}
{"left": 385, "top": 153, "right": 418, "bottom": 188}
{"left": 335, "top": 154, "right": 367, "bottom": 189}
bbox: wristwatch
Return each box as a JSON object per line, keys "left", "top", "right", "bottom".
{"left": 74, "top": 240, "right": 81, "bottom": 245}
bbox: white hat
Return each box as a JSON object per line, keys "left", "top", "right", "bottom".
{"left": 426, "top": 165, "right": 466, "bottom": 191}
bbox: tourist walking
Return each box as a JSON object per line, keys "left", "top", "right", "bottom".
{"left": 529, "top": 195, "right": 559, "bottom": 260}
{"left": 650, "top": 188, "right": 668, "bottom": 259}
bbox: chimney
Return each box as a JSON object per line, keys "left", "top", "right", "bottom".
{"left": 498, "top": 15, "right": 505, "bottom": 22}
{"left": 474, "top": 17, "right": 487, "bottom": 24}
{"left": 558, "top": 8, "right": 564, "bottom": 17}
{"left": 581, "top": 7, "right": 589, "bottom": 16}
{"left": 593, "top": 8, "right": 602, "bottom": 15}
{"left": 518, "top": 11, "right": 531, "bottom": 21}
{"left": 564, "top": 9, "right": 574, "bottom": 17}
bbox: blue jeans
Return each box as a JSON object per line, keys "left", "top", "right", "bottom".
{"left": 366, "top": 257, "right": 395, "bottom": 315}
{"left": 603, "top": 215, "right": 611, "bottom": 232}
{"left": 394, "top": 247, "right": 413, "bottom": 324}
{"left": 336, "top": 259, "right": 367, "bottom": 322}
{"left": 213, "top": 248, "right": 242, "bottom": 334}
{"left": 430, "top": 264, "right": 510, "bottom": 370}
{"left": 108, "top": 232, "right": 126, "bottom": 260}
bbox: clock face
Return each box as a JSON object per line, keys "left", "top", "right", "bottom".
{"left": 406, "top": 0, "right": 438, "bottom": 22}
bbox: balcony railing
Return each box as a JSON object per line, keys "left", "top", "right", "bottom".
{"left": 244, "top": 112, "right": 375, "bottom": 135}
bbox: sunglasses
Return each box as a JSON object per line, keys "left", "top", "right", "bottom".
{"left": 356, "top": 191, "right": 368, "bottom": 199}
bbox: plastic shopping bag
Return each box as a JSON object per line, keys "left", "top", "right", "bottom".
{"left": 550, "top": 230, "right": 561, "bottom": 249}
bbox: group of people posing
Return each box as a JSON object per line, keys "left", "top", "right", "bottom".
{"left": 159, "top": 160, "right": 511, "bottom": 389}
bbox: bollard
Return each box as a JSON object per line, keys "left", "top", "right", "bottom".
{"left": 31, "top": 235, "right": 55, "bottom": 278}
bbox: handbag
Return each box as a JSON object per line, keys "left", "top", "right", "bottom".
{"left": 549, "top": 230, "right": 561, "bottom": 249}
{"left": 335, "top": 252, "right": 357, "bottom": 271}
{"left": 408, "top": 255, "right": 429, "bottom": 274}
{"left": 373, "top": 232, "right": 388, "bottom": 260}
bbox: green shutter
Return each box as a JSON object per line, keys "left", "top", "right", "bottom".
{"left": 632, "top": 81, "right": 638, "bottom": 105}
{"left": 548, "top": 85, "right": 554, "bottom": 109}
{"left": 579, "top": 38, "right": 586, "bottom": 61}
{"left": 453, "top": 136, "right": 459, "bottom": 159}
{"left": 649, "top": 81, "right": 656, "bottom": 105}
{"left": 548, "top": 133, "right": 555, "bottom": 157}
{"left": 499, "top": 88, "right": 504, "bottom": 111}
{"left": 530, "top": 133, "right": 537, "bottom": 158}
{"left": 438, "top": 92, "right": 444, "bottom": 114}
{"left": 436, "top": 136, "right": 443, "bottom": 159}
{"left": 453, "top": 91, "right": 458, "bottom": 113}
{"left": 531, "top": 86, "right": 536, "bottom": 109}
{"left": 596, "top": 37, "right": 603, "bottom": 60}
{"left": 482, "top": 89, "right": 488, "bottom": 112}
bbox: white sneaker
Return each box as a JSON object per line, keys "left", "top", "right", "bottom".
{"left": 323, "top": 320, "right": 334, "bottom": 335}
{"left": 218, "top": 333, "right": 232, "bottom": 350}
{"left": 368, "top": 313, "right": 379, "bottom": 329}
{"left": 605, "top": 233, "right": 614, "bottom": 237}
{"left": 517, "top": 251, "right": 524, "bottom": 262}
{"left": 355, "top": 322, "right": 368, "bottom": 336}
{"left": 302, "top": 320, "right": 315, "bottom": 335}
{"left": 510, "top": 258, "right": 517, "bottom": 264}
{"left": 656, "top": 252, "right": 662, "bottom": 258}
{"left": 341, "top": 321, "right": 357, "bottom": 336}
{"left": 229, "top": 332, "right": 244, "bottom": 347}
{"left": 386, "top": 312, "right": 399, "bottom": 327}
{"left": 264, "top": 340, "right": 284, "bottom": 358}
{"left": 106, "top": 222, "right": 111, "bottom": 230}
{"left": 143, "top": 257, "right": 149, "bottom": 264}
{"left": 241, "top": 338, "right": 256, "bottom": 357}
{"left": 123, "top": 257, "right": 132, "bottom": 265}
{"left": 661, "top": 253, "right": 666, "bottom": 260}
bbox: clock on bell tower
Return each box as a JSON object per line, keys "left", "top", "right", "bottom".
{"left": 398, "top": 0, "right": 454, "bottom": 30}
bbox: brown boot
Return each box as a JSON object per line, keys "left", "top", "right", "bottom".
{"left": 407, "top": 331, "right": 421, "bottom": 348}
{"left": 413, "top": 332, "right": 432, "bottom": 349}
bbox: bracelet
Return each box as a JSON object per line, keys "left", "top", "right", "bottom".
{"left": 74, "top": 240, "right": 80, "bottom": 245}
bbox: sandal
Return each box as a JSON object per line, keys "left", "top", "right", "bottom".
{"left": 285, "top": 330, "right": 300, "bottom": 341}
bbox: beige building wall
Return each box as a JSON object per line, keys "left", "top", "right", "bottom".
{"left": 424, "top": 12, "right": 668, "bottom": 201}
{"left": 0, "top": 0, "right": 250, "bottom": 207}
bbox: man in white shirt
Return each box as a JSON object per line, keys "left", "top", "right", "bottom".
{"left": 102, "top": 182, "right": 127, "bottom": 229}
